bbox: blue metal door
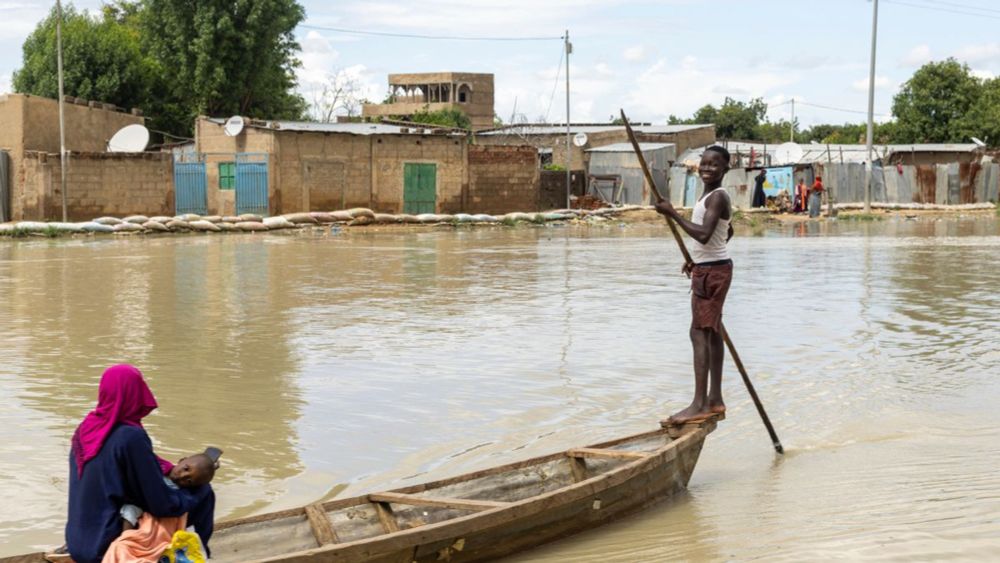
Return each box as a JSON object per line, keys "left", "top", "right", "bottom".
{"left": 174, "top": 160, "right": 207, "bottom": 215}
{"left": 236, "top": 153, "right": 269, "bottom": 216}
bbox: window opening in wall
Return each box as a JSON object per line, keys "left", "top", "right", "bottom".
{"left": 219, "top": 162, "right": 236, "bottom": 189}
{"left": 459, "top": 91, "right": 467, "bottom": 103}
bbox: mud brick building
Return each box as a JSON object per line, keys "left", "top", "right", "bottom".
{"left": 0, "top": 93, "right": 171, "bottom": 221}
{"left": 362, "top": 73, "right": 496, "bottom": 132}
{"left": 193, "top": 118, "right": 540, "bottom": 216}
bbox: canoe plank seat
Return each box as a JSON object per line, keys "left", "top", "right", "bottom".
{"left": 368, "top": 492, "right": 510, "bottom": 512}
{"left": 661, "top": 413, "right": 725, "bottom": 436}
{"left": 303, "top": 502, "right": 339, "bottom": 546}
{"left": 566, "top": 448, "right": 651, "bottom": 461}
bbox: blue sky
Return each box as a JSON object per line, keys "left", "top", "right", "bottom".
{"left": 2, "top": 0, "right": 999, "bottom": 127}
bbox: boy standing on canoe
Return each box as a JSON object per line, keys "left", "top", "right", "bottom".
{"left": 655, "top": 146, "right": 734, "bottom": 424}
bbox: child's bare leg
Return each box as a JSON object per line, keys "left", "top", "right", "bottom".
{"left": 669, "top": 327, "right": 712, "bottom": 423}
{"left": 707, "top": 328, "right": 726, "bottom": 414}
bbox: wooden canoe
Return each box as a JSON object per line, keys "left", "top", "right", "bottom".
{"left": 4, "top": 415, "right": 720, "bottom": 563}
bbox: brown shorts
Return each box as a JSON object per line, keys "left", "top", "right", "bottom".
{"left": 690, "top": 260, "right": 733, "bottom": 332}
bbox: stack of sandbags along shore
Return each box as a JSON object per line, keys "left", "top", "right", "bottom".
{"left": 0, "top": 206, "right": 639, "bottom": 236}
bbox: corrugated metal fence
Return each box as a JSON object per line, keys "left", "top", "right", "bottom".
{"left": 670, "top": 162, "right": 1000, "bottom": 207}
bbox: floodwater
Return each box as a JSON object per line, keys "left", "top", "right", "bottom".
{"left": 1, "top": 216, "right": 999, "bottom": 560}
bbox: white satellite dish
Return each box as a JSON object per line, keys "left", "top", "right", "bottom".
{"left": 773, "top": 142, "right": 804, "bottom": 165}
{"left": 971, "top": 136, "right": 986, "bottom": 148}
{"left": 107, "top": 124, "right": 150, "bottom": 152}
{"left": 572, "top": 132, "right": 589, "bottom": 147}
{"left": 224, "top": 116, "right": 245, "bottom": 137}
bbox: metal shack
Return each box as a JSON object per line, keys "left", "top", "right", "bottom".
{"left": 585, "top": 143, "right": 676, "bottom": 205}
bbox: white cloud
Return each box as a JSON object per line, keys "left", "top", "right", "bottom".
{"left": 852, "top": 75, "right": 890, "bottom": 91}
{"left": 298, "top": 30, "right": 341, "bottom": 87}
{"left": 626, "top": 57, "right": 794, "bottom": 122}
{"left": 623, "top": 45, "right": 647, "bottom": 62}
{"left": 900, "top": 44, "right": 931, "bottom": 67}
{"left": 0, "top": 73, "right": 10, "bottom": 94}
{"left": 954, "top": 42, "right": 1000, "bottom": 64}
{"left": 971, "top": 69, "right": 996, "bottom": 80}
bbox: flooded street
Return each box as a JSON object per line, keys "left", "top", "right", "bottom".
{"left": 2, "top": 216, "right": 999, "bottom": 560}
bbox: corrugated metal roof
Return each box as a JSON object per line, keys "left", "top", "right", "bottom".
{"left": 205, "top": 118, "right": 463, "bottom": 136}
{"left": 677, "top": 141, "right": 981, "bottom": 165}
{"left": 478, "top": 124, "right": 711, "bottom": 136}
{"left": 586, "top": 142, "right": 675, "bottom": 153}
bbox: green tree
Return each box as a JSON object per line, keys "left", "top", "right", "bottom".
{"left": 13, "top": 5, "right": 155, "bottom": 115}
{"left": 755, "top": 119, "right": 797, "bottom": 143}
{"left": 142, "top": 0, "right": 307, "bottom": 126}
{"left": 404, "top": 106, "right": 471, "bottom": 129}
{"left": 669, "top": 98, "right": 766, "bottom": 140}
{"left": 892, "top": 58, "right": 982, "bottom": 143}
{"left": 961, "top": 78, "right": 1000, "bottom": 146}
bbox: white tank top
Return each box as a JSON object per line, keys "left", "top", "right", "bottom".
{"left": 690, "top": 189, "right": 730, "bottom": 264}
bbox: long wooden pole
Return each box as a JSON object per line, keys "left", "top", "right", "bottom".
{"left": 620, "top": 109, "right": 783, "bottom": 454}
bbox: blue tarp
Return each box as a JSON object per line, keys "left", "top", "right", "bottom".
{"left": 763, "top": 166, "right": 793, "bottom": 197}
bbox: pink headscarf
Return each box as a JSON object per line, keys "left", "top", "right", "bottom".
{"left": 71, "top": 364, "right": 174, "bottom": 477}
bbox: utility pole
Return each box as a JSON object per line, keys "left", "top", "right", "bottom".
{"left": 864, "top": 0, "right": 879, "bottom": 213}
{"left": 564, "top": 30, "right": 572, "bottom": 209}
{"left": 790, "top": 98, "right": 795, "bottom": 143}
{"left": 56, "top": 0, "right": 68, "bottom": 222}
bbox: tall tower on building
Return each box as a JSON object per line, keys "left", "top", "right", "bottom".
{"left": 362, "top": 73, "right": 495, "bottom": 131}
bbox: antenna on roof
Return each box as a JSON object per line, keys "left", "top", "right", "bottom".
{"left": 224, "top": 116, "right": 245, "bottom": 137}
{"left": 773, "top": 142, "right": 804, "bottom": 165}
{"left": 971, "top": 136, "right": 986, "bottom": 148}
{"left": 107, "top": 124, "right": 150, "bottom": 152}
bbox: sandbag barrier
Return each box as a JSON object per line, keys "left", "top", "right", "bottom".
{"left": 0, "top": 206, "right": 652, "bottom": 238}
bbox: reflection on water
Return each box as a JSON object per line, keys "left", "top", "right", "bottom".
{"left": 1, "top": 216, "right": 999, "bottom": 559}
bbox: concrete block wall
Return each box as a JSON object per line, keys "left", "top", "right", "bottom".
{"left": 19, "top": 151, "right": 172, "bottom": 220}
{"left": 465, "top": 145, "right": 539, "bottom": 213}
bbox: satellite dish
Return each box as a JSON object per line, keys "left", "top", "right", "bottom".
{"left": 971, "top": 136, "right": 986, "bottom": 148}
{"left": 773, "top": 142, "right": 804, "bottom": 165}
{"left": 107, "top": 124, "right": 150, "bottom": 152}
{"left": 572, "top": 132, "right": 589, "bottom": 147}
{"left": 224, "top": 116, "right": 245, "bottom": 137}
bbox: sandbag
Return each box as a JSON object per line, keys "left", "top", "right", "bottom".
{"left": 310, "top": 211, "right": 338, "bottom": 223}
{"left": 46, "top": 222, "right": 85, "bottom": 232}
{"left": 283, "top": 212, "right": 319, "bottom": 224}
{"left": 331, "top": 210, "right": 353, "bottom": 222}
{"left": 15, "top": 221, "right": 50, "bottom": 232}
{"left": 165, "top": 220, "right": 191, "bottom": 231}
{"left": 238, "top": 213, "right": 264, "bottom": 222}
{"left": 543, "top": 212, "right": 573, "bottom": 221}
{"left": 471, "top": 214, "right": 498, "bottom": 222}
{"left": 201, "top": 215, "right": 223, "bottom": 223}
{"left": 93, "top": 217, "right": 122, "bottom": 226}
{"left": 142, "top": 221, "right": 170, "bottom": 232}
{"left": 347, "top": 207, "right": 376, "bottom": 219}
{"left": 236, "top": 221, "right": 269, "bottom": 232}
{"left": 176, "top": 213, "right": 202, "bottom": 222}
{"left": 415, "top": 214, "right": 444, "bottom": 223}
{"left": 189, "top": 220, "right": 222, "bottom": 232}
{"left": 503, "top": 212, "right": 533, "bottom": 222}
{"left": 216, "top": 222, "right": 238, "bottom": 232}
{"left": 398, "top": 214, "right": 421, "bottom": 224}
{"left": 453, "top": 213, "right": 476, "bottom": 223}
{"left": 123, "top": 215, "right": 149, "bottom": 224}
{"left": 374, "top": 213, "right": 400, "bottom": 224}
{"left": 150, "top": 216, "right": 173, "bottom": 224}
{"left": 262, "top": 216, "right": 295, "bottom": 229}
{"left": 114, "top": 222, "right": 144, "bottom": 232}
{"left": 79, "top": 222, "right": 115, "bottom": 233}
{"left": 347, "top": 215, "right": 373, "bottom": 226}
{"left": 221, "top": 216, "right": 242, "bottom": 223}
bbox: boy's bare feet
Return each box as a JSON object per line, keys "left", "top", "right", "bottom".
{"left": 707, "top": 400, "right": 726, "bottom": 415}
{"left": 666, "top": 403, "right": 713, "bottom": 425}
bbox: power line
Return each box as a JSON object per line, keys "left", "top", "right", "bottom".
{"left": 298, "top": 24, "right": 563, "bottom": 41}
{"left": 903, "top": 0, "right": 1000, "bottom": 15}
{"left": 883, "top": 0, "right": 1000, "bottom": 20}
{"left": 544, "top": 46, "right": 565, "bottom": 122}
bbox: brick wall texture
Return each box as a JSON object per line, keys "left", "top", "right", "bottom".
{"left": 466, "top": 146, "right": 540, "bottom": 213}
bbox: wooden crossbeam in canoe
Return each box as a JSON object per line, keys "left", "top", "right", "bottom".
{"left": 369, "top": 492, "right": 510, "bottom": 512}
{"left": 566, "top": 448, "right": 651, "bottom": 461}
{"left": 303, "top": 502, "right": 339, "bottom": 546}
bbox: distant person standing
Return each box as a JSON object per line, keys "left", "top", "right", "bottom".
{"left": 751, "top": 169, "right": 767, "bottom": 208}
{"left": 794, "top": 179, "right": 808, "bottom": 213}
{"left": 809, "top": 176, "right": 824, "bottom": 218}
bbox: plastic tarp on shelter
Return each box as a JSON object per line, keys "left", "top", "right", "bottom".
{"left": 763, "top": 167, "right": 793, "bottom": 197}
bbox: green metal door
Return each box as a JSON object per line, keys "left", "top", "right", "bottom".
{"left": 404, "top": 163, "right": 437, "bottom": 214}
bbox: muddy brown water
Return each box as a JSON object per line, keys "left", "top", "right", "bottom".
{"left": 1, "top": 216, "right": 999, "bottom": 560}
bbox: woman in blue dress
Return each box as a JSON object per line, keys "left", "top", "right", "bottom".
{"left": 65, "top": 364, "right": 215, "bottom": 563}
